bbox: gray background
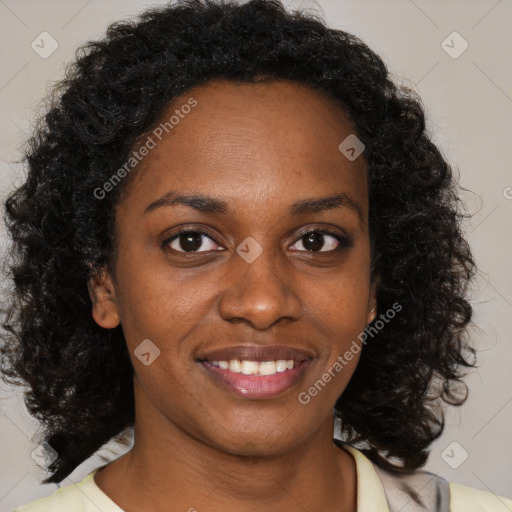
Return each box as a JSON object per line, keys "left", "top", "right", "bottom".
{"left": 0, "top": 0, "right": 511, "bottom": 510}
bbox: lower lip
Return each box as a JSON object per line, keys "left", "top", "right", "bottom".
{"left": 198, "top": 360, "right": 311, "bottom": 399}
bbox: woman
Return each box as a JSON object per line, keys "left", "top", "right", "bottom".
{"left": 2, "top": 0, "right": 511, "bottom": 510}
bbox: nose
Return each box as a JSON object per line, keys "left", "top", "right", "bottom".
{"left": 218, "top": 247, "right": 302, "bottom": 330}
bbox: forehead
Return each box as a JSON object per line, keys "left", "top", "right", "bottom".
{"left": 122, "top": 79, "right": 368, "bottom": 223}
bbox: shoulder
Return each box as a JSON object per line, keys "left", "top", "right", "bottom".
{"left": 14, "top": 466, "right": 122, "bottom": 512}
{"left": 450, "top": 481, "right": 512, "bottom": 512}
{"left": 14, "top": 482, "right": 85, "bottom": 512}
{"left": 338, "top": 440, "right": 512, "bottom": 512}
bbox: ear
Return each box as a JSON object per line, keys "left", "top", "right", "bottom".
{"left": 367, "top": 278, "right": 379, "bottom": 325}
{"left": 87, "top": 267, "right": 120, "bottom": 329}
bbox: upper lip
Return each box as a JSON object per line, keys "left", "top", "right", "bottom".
{"left": 196, "top": 344, "right": 314, "bottom": 364}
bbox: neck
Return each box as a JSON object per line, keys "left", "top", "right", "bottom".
{"left": 95, "top": 388, "right": 357, "bottom": 512}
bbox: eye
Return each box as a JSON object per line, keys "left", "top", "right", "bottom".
{"left": 162, "top": 227, "right": 353, "bottom": 254}
{"left": 289, "top": 229, "right": 352, "bottom": 253}
{"left": 163, "top": 229, "right": 223, "bottom": 253}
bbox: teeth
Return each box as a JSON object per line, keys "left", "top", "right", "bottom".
{"left": 211, "top": 359, "right": 296, "bottom": 376}
{"left": 259, "top": 361, "right": 276, "bottom": 375}
{"left": 241, "top": 360, "right": 259, "bottom": 375}
{"left": 229, "top": 359, "right": 242, "bottom": 373}
{"left": 276, "top": 360, "right": 287, "bottom": 372}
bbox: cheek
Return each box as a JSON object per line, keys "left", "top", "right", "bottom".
{"left": 113, "top": 254, "right": 217, "bottom": 359}
{"left": 303, "top": 250, "right": 371, "bottom": 383}
{"left": 311, "top": 260, "right": 371, "bottom": 339}
{"left": 297, "top": 284, "right": 367, "bottom": 412}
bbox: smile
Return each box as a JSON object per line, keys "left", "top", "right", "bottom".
{"left": 197, "top": 358, "right": 311, "bottom": 399}
{"left": 210, "top": 358, "right": 295, "bottom": 376}
{"left": 195, "top": 344, "right": 314, "bottom": 399}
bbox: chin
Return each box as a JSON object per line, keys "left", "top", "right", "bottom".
{"left": 201, "top": 421, "right": 311, "bottom": 458}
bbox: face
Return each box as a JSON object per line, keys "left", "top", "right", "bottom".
{"left": 88, "top": 78, "right": 377, "bottom": 457}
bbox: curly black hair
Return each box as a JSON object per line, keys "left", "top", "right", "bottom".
{"left": 1, "top": 0, "right": 477, "bottom": 484}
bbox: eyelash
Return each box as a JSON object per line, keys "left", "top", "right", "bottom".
{"left": 162, "top": 227, "right": 353, "bottom": 254}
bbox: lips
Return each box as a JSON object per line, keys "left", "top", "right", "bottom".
{"left": 195, "top": 344, "right": 314, "bottom": 399}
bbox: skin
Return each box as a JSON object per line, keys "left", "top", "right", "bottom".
{"left": 88, "top": 78, "right": 377, "bottom": 512}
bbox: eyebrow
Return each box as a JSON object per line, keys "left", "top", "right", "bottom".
{"left": 144, "top": 190, "right": 364, "bottom": 223}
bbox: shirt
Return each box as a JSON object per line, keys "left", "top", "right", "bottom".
{"left": 14, "top": 442, "right": 512, "bottom": 511}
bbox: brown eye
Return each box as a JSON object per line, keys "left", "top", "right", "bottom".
{"left": 290, "top": 229, "right": 353, "bottom": 253}
{"left": 163, "top": 229, "right": 223, "bottom": 253}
